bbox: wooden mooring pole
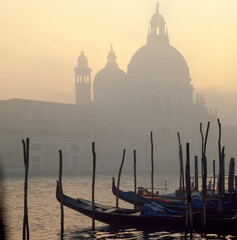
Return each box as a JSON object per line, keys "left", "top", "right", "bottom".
{"left": 213, "top": 160, "right": 216, "bottom": 198}
{"left": 150, "top": 131, "right": 154, "bottom": 199}
{"left": 92, "top": 142, "right": 96, "bottom": 231}
{"left": 228, "top": 158, "right": 235, "bottom": 196}
{"left": 194, "top": 156, "right": 198, "bottom": 190}
{"left": 235, "top": 175, "right": 237, "bottom": 191}
{"left": 22, "top": 137, "right": 30, "bottom": 240}
{"left": 185, "top": 142, "right": 193, "bottom": 239}
{"left": 58, "top": 150, "right": 64, "bottom": 239}
{"left": 218, "top": 119, "right": 224, "bottom": 223}
{"left": 133, "top": 150, "right": 137, "bottom": 210}
{"left": 116, "top": 149, "right": 126, "bottom": 209}
{"left": 177, "top": 132, "right": 185, "bottom": 203}
{"left": 200, "top": 121, "right": 210, "bottom": 236}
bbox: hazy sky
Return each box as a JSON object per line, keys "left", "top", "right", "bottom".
{"left": 0, "top": 0, "right": 237, "bottom": 125}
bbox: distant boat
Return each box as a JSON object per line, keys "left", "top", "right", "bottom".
{"left": 56, "top": 181, "right": 237, "bottom": 234}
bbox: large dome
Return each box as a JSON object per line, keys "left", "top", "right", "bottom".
{"left": 127, "top": 43, "right": 191, "bottom": 88}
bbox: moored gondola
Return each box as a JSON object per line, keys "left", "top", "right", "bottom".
{"left": 56, "top": 181, "right": 237, "bottom": 234}
{"left": 111, "top": 178, "right": 237, "bottom": 216}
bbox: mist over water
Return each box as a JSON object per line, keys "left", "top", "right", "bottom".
{"left": 1, "top": 175, "right": 175, "bottom": 239}
{"left": 0, "top": 1, "right": 237, "bottom": 239}
{"left": 1, "top": 2, "right": 237, "bottom": 176}
{"left": 2, "top": 174, "right": 235, "bottom": 240}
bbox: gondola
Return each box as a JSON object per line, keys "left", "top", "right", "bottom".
{"left": 56, "top": 181, "right": 237, "bottom": 234}
{"left": 112, "top": 178, "right": 237, "bottom": 216}
{"left": 112, "top": 177, "right": 186, "bottom": 210}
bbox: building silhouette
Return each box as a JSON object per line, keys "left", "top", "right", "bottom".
{"left": 0, "top": 3, "right": 235, "bottom": 175}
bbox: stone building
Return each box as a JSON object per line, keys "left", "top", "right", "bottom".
{"left": 0, "top": 99, "right": 111, "bottom": 174}
{"left": 1, "top": 4, "right": 235, "bottom": 176}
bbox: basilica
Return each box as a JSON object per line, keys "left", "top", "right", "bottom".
{"left": 1, "top": 4, "right": 234, "bottom": 175}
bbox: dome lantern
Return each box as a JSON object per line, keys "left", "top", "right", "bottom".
{"left": 107, "top": 45, "right": 117, "bottom": 64}
{"left": 147, "top": 2, "right": 169, "bottom": 45}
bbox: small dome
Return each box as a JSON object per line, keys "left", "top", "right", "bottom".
{"left": 93, "top": 47, "right": 126, "bottom": 107}
{"left": 94, "top": 46, "right": 126, "bottom": 92}
{"left": 93, "top": 64, "right": 126, "bottom": 111}
{"left": 94, "top": 64, "right": 126, "bottom": 92}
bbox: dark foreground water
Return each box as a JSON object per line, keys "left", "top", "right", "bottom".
{"left": 0, "top": 174, "right": 236, "bottom": 239}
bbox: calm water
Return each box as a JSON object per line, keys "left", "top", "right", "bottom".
{"left": 0, "top": 174, "right": 235, "bottom": 239}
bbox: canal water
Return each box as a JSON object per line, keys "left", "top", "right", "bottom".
{"left": 0, "top": 174, "right": 235, "bottom": 239}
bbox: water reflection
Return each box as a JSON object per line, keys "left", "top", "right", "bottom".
{"left": 1, "top": 175, "right": 236, "bottom": 240}
{"left": 63, "top": 226, "right": 234, "bottom": 240}
{"left": 64, "top": 227, "right": 182, "bottom": 240}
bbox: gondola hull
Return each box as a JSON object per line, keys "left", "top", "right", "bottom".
{"left": 112, "top": 178, "right": 237, "bottom": 217}
{"left": 56, "top": 182, "right": 237, "bottom": 234}
{"left": 112, "top": 177, "right": 186, "bottom": 210}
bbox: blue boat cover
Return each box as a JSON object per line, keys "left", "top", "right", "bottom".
{"left": 141, "top": 197, "right": 237, "bottom": 217}
{"left": 141, "top": 202, "right": 183, "bottom": 217}
{"left": 192, "top": 196, "right": 237, "bottom": 211}
{"left": 120, "top": 190, "right": 186, "bottom": 209}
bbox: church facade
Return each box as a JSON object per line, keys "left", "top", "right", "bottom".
{"left": 1, "top": 4, "right": 234, "bottom": 176}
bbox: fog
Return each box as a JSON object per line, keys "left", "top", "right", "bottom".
{"left": 1, "top": 1, "right": 237, "bottom": 123}
{"left": 196, "top": 90, "right": 237, "bottom": 126}
{"left": 0, "top": 1, "right": 237, "bottom": 175}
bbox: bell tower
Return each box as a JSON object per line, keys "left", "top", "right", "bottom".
{"left": 74, "top": 50, "right": 92, "bottom": 105}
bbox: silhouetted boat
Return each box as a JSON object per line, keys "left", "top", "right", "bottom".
{"left": 112, "top": 178, "right": 237, "bottom": 216}
{"left": 56, "top": 181, "right": 237, "bottom": 234}
{"left": 112, "top": 177, "right": 186, "bottom": 209}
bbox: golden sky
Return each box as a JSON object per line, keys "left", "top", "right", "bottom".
{"left": 0, "top": 0, "right": 237, "bottom": 124}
